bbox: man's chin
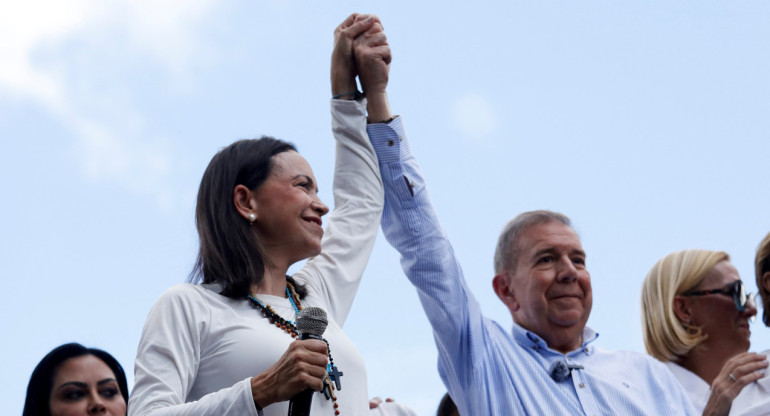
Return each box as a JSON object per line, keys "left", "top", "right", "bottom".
{"left": 550, "top": 311, "right": 586, "bottom": 328}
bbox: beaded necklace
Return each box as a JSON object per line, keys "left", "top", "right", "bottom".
{"left": 247, "top": 282, "right": 343, "bottom": 415}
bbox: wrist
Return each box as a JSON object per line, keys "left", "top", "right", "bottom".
{"left": 365, "top": 91, "right": 392, "bottom": 123}
{"left": 250, "top": 375, "right": 273, "bottom": 410}
{"left": 333, "top": 90, "right": 364, "bottom": 100}
{"left": 331, "top": 68, "right": 356, "bottom": 97}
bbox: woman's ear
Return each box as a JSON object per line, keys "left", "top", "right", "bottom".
{"left": 673, "top": 296, "right": 693, "bottom": 325}
{"left": 762, "top": 271, "right": 770, "bottom": 295}
{"left": 233, "top": 184, "right": 258, "bottom": 223}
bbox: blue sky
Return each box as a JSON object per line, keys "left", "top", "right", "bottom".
{"left": 2, "top": 1, "right": 769, "bottom": 414}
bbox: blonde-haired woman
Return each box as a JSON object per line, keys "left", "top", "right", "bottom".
{"left": 641, "top": 249, "right": 768, "bottom": 415}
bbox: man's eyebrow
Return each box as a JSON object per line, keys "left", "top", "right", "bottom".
{"left": 530, "top": 248, "right": 556, "bottom": 259}
{"left": 530, "top": 247, "right": 586, "bottom": 259}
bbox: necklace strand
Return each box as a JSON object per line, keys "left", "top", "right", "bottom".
{"left": 247, "top": 283, "right": 342, "bottom": 415}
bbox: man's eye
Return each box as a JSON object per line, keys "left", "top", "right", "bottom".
{"left": 538, "top": 256, "right": 554, "bottom": 264}
{"left": 572, "top": 257, "right": 585, "bottom": 265}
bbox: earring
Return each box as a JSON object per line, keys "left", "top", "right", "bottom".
{"left": 248, "top": 213, "right": 256, "bottom": 223}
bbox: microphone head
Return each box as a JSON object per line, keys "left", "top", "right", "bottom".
{"left": 296, "top": 307, "right": 328, "bottom": 338}
{"left": 549, "top": 360, "right": 570, "bottom": 382}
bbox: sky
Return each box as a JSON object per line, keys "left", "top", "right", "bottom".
{"left": 2, "top": 1, "right": 769, "bottom": 414}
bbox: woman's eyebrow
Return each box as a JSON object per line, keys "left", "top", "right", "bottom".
{"left": 292, "top": 174, "right": 319, "bottom": 192}
{"left": 97, "top": 378, "right": 118, "bottom": 386}
{"left": 57, "top": 381, "right": 87, "bottom": 390}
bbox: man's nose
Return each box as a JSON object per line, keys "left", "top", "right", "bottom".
{"left": 556, "top": 256, "right": 578, "bottom": 282}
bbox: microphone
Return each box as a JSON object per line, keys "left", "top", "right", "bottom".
{"left": 549, "top": 360, "right": 584, "bottom": 382}
{"left": 288, "top": 307, "right": 328, "bottom": 416}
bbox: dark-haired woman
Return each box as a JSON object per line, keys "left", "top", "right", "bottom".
{"left": 24, "top": 343, "right": 128, "bottom": 416}
{"left": 129, "top": 14, "right": 392, "bottom": 416}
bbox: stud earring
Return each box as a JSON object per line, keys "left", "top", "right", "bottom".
{"left": 248, "top": 213, "right": 256, "bottom": 223}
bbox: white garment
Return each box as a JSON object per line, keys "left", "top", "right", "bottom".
{"left": 731, "top": 349, "right": 770, "bottom": 416}
{"left": 128, "top": 98, "right": 385, "bottom": 416}
{"left": 664, "top": 361, "right": 710, "bottom": 414}
{"left": 665, "top": 352, "right": 770, "bottom": 416}
{"left": 368, "top": 402, "right": 418, "bottom": 416}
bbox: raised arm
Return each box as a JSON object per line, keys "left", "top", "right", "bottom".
{"left": 294, "top": 14, "right": 385, "bottom": 325}
{"left": 358, "top": 22, "right": 485, "bottom": 396}
{"left": 351, "top": 14, "right": 392, "bottom": 124}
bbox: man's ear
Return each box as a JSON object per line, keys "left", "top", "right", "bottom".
{"left": 493, "top": 273, "right": 519, "bottom": 312}
{"left": 233, "top": 184, "right": 258, "bottom": 222}
{"left": 673, "top": 295, "right": 693, "bottom": 325}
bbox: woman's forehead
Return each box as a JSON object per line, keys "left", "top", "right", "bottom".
{"left": 271, "top": 151, "right": 313, "bottom": 177}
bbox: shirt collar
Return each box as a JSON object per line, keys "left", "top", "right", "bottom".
{"left": 512, "top": 322, "right": 599, "bottom": 356}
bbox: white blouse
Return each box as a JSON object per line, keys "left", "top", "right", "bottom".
{"left": 665, "top": 352, "right": 770, "bottom": 416}
{"left": 128, "top": 98, "right": 384, "bottom": 416}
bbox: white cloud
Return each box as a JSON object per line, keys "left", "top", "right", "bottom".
{"left": 451, "top": 92, "right": 498, "bottom": 140}
{"left": 0, "top": 0, "right": 219, "bottom": 211}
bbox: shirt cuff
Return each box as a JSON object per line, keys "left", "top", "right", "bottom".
{"left": 366, "top": 116, "right": 410, "bottom": 163}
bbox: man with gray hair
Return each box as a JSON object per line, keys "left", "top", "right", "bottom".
{"left": 366, "top": 125, "right": 717, "bottom": 413}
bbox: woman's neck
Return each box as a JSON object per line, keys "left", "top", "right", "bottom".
{"left": 679, "top": 343, "right": 741, "bottom": 385}
{"left": 250, "top": 265, "right": 289, "bottom": 297}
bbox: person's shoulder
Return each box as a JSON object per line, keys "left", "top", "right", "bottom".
{"left": 591, "top": 347, "right": 666, "bottom": 369}
{"left": 153, "top": 283, "right": 221, "bottom": 307}
{"left": 158, "top": 282, "right": 202, "bottom": 298}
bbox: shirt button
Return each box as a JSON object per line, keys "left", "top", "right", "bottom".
{"left": 387, "top": 140, "right": 395, "bottom": 146}
{"left": 579, "top": 383, "right": 585, "bottom": 388}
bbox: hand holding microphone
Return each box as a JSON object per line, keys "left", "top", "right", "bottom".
{"left": 250, "top": 307, "right": 329, "bottom": 413}
{"left": 289, "top": 307, "right": 330, "bottom": 416}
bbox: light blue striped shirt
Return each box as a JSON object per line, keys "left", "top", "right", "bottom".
{"left": 366, "top": 118, "right": 698, "bottom": 416}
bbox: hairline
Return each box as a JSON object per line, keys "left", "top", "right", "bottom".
{"left": 494, "top": 210, "right": 574, "bottom": 276}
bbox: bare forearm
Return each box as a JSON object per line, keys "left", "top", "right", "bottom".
{"left": 365, "top": 91, "right": 392, "bottom": 124}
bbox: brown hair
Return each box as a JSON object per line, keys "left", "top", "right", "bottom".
{"left": 190, "top": 137, "right": 306, "bottom": 299}
{"left": 756, "top": 232, "right": 770, "bottom": 326}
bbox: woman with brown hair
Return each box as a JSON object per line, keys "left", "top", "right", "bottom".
{"left": 129, "top": 14, "right": 397, "bottom": 416}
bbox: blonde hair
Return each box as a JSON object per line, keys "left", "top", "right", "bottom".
{"left": 756, "top": 232, "right": 770, "bottom": 326}
{"left": 641, "top": 249, "right": 729, "bottom": 362}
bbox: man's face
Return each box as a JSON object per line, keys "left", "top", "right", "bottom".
{"left": 497, "top": 221, "right": 592, "bottom": 350}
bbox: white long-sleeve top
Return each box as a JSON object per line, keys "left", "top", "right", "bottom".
{"left": 128, "top": 99, "right": 384, "bottom": 416}
{"left": 665, "top": 351, "right": 770, "bottom": 416}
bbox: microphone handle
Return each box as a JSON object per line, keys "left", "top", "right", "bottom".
{"left": 287, "top": 332, "right": 325, "bottom": 416}
{"left": 288, "top": 389, "right": 313, "bottom": 416}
